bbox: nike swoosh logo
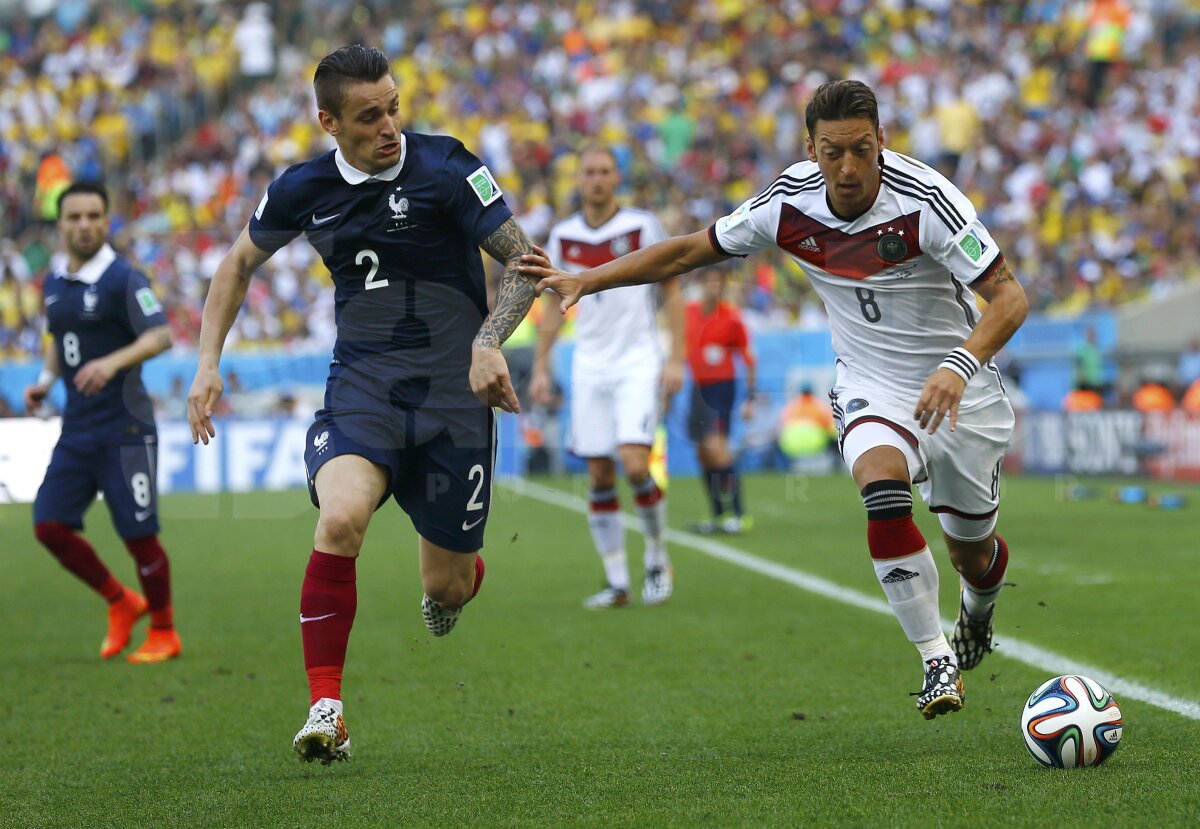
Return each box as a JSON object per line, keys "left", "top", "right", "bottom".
{"left": 134, "top": 508, "right": 154, "bottom": 522}
{"left": 299, "top": 612, "right": 337, "bottom": 624}
{"left": 311, "top": 212, "right": 341, "bottom": 225}
{"left": 462, "top": 515, "right": 485, "bottom": 531}
{"left": 139, "top": 558, "right": 164, "bottom": 577}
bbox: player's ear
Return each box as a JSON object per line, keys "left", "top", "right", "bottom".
{"left": 805, "top": 137, "right": 816, "bottom": 163}
{"left": 317, "top": 109, "right": 339, "bottom": 137}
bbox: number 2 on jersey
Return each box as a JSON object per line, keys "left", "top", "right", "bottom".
{"left": 356, "top": 249, "right": 389, "bottom": 291}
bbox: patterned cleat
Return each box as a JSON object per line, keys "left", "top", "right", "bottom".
{"left": 100, "top": 591, "right": 148, "bottom": 659}
{"left": 642, "top": 567, "right": 673, "bottom": 606}
{"left": 127, "top": 628, "right": 183, "bottom": 663}
{"left": 951, "top": 600, "right": 994, "bottom": 671}
{"left": 914, "top": 656, "right": 965, "bottom": 720}
{"left": 583, "top": 586, "right": 630, "bottom": 609}
{"left": 421, "top": 595, "right": 461, "bottom": 637}
{"left": 293, "top": 699, "right": 351, "bottom": 765}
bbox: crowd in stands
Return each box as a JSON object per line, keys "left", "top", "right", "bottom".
{"left": 2, "top": 0, "right": 1199, "bottom": 367}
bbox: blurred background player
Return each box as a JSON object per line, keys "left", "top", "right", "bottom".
{"left": 529, "top": 145, "right": 684, "bottom": 609}
{"left": 186, "top": 45, "right": 537, "bottom": 764}
{"left": 520, "top": 80, "right": 1028, "bottom": 721}
{"left": 24, "top": 182, "right": 179, "bottom": 664}
{"left": 684, "top": 266, "right": 756, "bottom": 535}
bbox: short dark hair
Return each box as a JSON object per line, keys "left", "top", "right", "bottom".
{"left": 313, "top": 44, "right": 392, "bottom": 118}
{"left": 805, "top": 80, "right": 879, "bottom": 137}
{"left": 57, "top": 181, "right": 109, "bottom": 217}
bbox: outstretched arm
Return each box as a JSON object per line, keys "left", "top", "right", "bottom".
{"left": 519, "top": 230, "right": 729, "bottom": 312}
{"left": 473, "top": 217, "right": 538, "bottom": 412}
{"left": 914, "top": 261, "right": 1028, "bottom": 434}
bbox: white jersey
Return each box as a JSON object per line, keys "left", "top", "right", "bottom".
{"left": 712, "top": 149, "right": 1006, "bottom": 410}
{"left": 546, "top": 207, "right": 668, "bottom": 376}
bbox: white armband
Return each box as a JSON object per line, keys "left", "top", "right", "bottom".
{"left": 37, "top": 369, "right": 57, "bottom": 388}
{"left": 939, "top": 347, "right": 980, "bottom": 384}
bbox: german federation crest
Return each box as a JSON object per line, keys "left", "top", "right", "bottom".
{"left": 877, "top": 233, "right": 908, "bottom": 263}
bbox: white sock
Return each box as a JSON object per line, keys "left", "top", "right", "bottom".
{"left": 315, "top": 697, "right": 343, "bottom": 713}
{"left": 872, "top": 548, "right": 949, "bottom": 656}
{"left": 633, "top": 480, "right": 667, "bottom": 570}
{"left": 599, "top": 549, "right": 630, "bottom": 592}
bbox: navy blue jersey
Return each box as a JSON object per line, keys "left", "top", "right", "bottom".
{"left": 249, "top": 132, "right": 513, "bottom": 411}
{"left": 42, "top": 244, "right": 167, "bottom": 437}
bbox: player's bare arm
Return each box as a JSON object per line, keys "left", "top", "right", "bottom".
{"left": 23, "top": 345, "right": 60, "bottom": 413}
{"left": 660, "top": 276, "right": 686, "bottom": 397}
{"left": 472, "top": 216, "right": 538, "bottom": 413}
{"left": 529, "top": 292, "right": 564, "bottom": 407}
{"left": 75, "top": 324, "right": 172, "bottom": 397}
{"left": 914, "top": 260, "right": 1028, "bottom": 434}
{"left": 519, "top": 230, "right": 729, "bottom": 312}
{"left": 188, "top": 226, "right": 273, "bottom": 444}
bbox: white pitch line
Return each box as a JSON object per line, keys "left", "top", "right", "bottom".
{"left": 505, "top": 479, "right": 1200, "bottom": 722}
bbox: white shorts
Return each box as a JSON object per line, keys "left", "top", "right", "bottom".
{"left": 568, "top": 367, "right": 660, "bottom": 458}
{"left": 833, "top": 385, "right": 1014, "bottom": 519}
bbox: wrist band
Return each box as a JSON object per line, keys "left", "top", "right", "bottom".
{"left": 939, "top": 347, "right": 980, "bottom": 383}
{"left": 37, "top": 369, "right": 56, "bottom": 387}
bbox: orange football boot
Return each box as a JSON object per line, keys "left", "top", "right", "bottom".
{"left": 127, "top": 628, "right": 183, "bottom": 663}
{"left": 100, "top": 591, "right": 148, "bottom": 659}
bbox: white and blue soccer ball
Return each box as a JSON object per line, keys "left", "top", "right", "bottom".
{"left": 1020, "top": 675, "right": 1123, "bottom": 768}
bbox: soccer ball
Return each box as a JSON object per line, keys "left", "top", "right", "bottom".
{"left": 1020, "top": 675, "right": 1123, "bottom": 768}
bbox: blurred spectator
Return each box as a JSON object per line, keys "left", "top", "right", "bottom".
{"left": 1178, "top": 338, "right": 1200, "bottom": 389}
{"left": 1182, "top": 379, "right": 1200, "bottom": 413}
{"left": 1073, "top": 327, "right": 1107, "bottom": 393}
{"left": 777, "top": 384, "right": 837, "bottom": 473}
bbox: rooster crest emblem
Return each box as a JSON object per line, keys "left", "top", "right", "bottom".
{"left": 389, "top": 194, "right": 409, "bottom": 220}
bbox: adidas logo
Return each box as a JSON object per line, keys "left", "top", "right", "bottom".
{"left": 881, "top": 567, "right": 919, "bottom": 583}
{"left": 798, "top": 235, "right": 820, "bottom": 252}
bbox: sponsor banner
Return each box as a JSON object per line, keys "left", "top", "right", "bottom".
{"left": 1144, "top": 411, "right": 1200, "bottom": 482}
{"left": 0, "top": 416, "right": 525, "bottom": 504}
{"left": 1015, "top": 411, "right": 1144, "bottom": 476}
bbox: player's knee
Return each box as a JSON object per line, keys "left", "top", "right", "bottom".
{"left": 34, "top": 521, "right": 72, "bottom": 549}
{"left": 314, "top": 511, "right": 367, "bottom": 554}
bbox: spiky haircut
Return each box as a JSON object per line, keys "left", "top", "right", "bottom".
{"left": 313, "top": 44, "right": 392, "bottom": 118}
{"left": 804, "top": 80, "right": 880, "bottom": 137}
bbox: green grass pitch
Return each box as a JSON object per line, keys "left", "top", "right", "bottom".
{"left": 2, "top": 473, "right": 1198, "bottom": 828}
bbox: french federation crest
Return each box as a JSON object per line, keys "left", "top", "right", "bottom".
{"left": 83, "top": 287, "right": 99, "bottom": 312}
{"left": 389, "top": 193, "right": 409, "bottom": 220}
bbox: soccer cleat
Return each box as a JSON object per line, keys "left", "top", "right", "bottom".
{"left": 100, "top": 590, "right": 148, "bottom": 659}
{"left": 421, "top": 594, "right": 461, "bottom": 637}
{"left": 127, "top": 627, "right": 182, "bottom": 663}
{"left": 642, "top": 567, "right": 673, "bottom": 606}
{"left": 913, "top": 655, "right": 965, "bottom": 720}
{"left": 293, "top": 698, "right": 351, "bottom": 765}
{"left": 951, "top": 599, "right": 994, "bottom": 671}
{"left": 583, "top": 585, "right": 630, "bottom": 609}
{"left": 686, "top": 518, "right": 723, "bottom": 535}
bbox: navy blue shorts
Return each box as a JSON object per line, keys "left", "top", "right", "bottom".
{"left": 688, "top": 380, "right": 736, "bottom": 443}
{"left": 303, "top": 406, "right": 496, "bottom": 553}
{"left": 33, "top": 435, "right": 160, "bottom": 539}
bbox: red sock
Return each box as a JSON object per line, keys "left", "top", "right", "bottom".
{"left": 301, "top": 550, "right": 357, "bottom": 705}
{"left": 472, "top": 554, "right": 485, "bottom": 599}
{"left": 964, "top": 535, "right": 1009, "bottom": 590}
{"left": 35, "top": 522, "right": 123, "bottom": 602}
{"left": 125, "top": 535, "right": 173, "bottom": 628}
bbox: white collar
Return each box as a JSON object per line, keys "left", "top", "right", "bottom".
{"left": 334, "top": 135, "right": 406, "bottom": 185}
{"left": 62, "top": 243, "right": 116, "bottom": 285}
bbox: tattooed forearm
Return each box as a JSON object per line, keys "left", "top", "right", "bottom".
{"left": 989, "top": 261, "right": 1016, "bottom": 286}
{"left": 475, "top": 217, "right": 538, "bottom": 349}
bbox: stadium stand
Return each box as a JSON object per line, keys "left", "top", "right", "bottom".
{"left": 1, "top": 0, "right": 1197, "bottom": 369}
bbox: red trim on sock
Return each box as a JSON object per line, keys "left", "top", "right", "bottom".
{"left": 306, "top": 665, "right": 343, "bottom": 705}
{"left": 965, "top": 535, "right": 1009, "bottom": 590}
{"left": 150, "top": 605, "right": 174, "bottom": 629}
{"left": 634, "top": 481, "right": 663, "bottom": 507}
{"left": 867, "top": 515, "right": 927, "bottom": 560}
{"left": 472, "top": 554, "right": 486, "bottom": 598}
{"left": 589, "top": 498, "right": 620, "bottom": 513}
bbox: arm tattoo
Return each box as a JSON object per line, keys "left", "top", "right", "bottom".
{"left": 475, "top": 217, "right": 537, "bottom": 349}
{"left": 989, "top": 261, "right": 1016, "bottom": 286}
